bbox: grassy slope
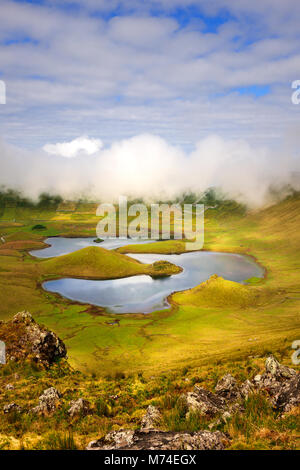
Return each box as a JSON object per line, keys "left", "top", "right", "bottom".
{"left": 41, "top": 246, "right": 181, "bottom": 280}
{"left": 0, "top": 197, "right": 299, "bottom": 375}
{"left": 0, "top": 353, "right": 299, "bottom": 450}
{"left": 172, "top": 274, "right": 271, "bottom": 308}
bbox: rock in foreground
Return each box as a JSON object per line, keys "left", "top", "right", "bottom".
{"left": 140, "top": 405, "right": 161, "bottom": 431}
{"left": 87, "top": 429, "right": 229, "bottom": 450}
{"left": 181, "top": 385, "right": 226, "bottom": 417}
{"left": 31, "top": 387, "right": 61, "bottom": 415}
{"left": 0, "top": 311, "right": 67, "bottom": 367}
{"left": 273, "top": 374, "right": 300, "bottom": 412}
{"left": 68, "top": 398, "right": 91, "bottom": 418}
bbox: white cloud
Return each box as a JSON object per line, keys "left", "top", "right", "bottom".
{"left": 0, "top": 0, "right": 300, "bottom": 173}
{"left": 1, "top": 133, "right": 299, "bottom": 207}
{"left": 43, "top": 136, "right": 103, "bottom": 158}
{"left": 108, "top": 16, "right": 178, "bottom": 48}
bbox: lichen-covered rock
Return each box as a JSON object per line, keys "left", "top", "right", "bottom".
{"left": 253, "top": 356, "right": 297, "bottom": 396}
{"left": 31, "top": 387, "right": 61, "bottom": 415}
{"left": 0, "top": 311, "right": 67, "bottom": 367}
{"left": 68, "top": 398, "right": 91, "bottom": 418}
{"left": 3, "top": 403, "right": 22, "bottom": 414}
{"left": 215, "top": 374, "right": 241, "bottom": 401}
{"left": 182, "top": 385, "right": 226, "bottom": 417}
{"left": 87, "top": 429, "right": 229, "bottom": 450}
{"left": 140, "top": 405, "right": 161, "bottom": 431}
{"left": 272, "top": 374, "right": 300, "bottom": 412}
{"left": 240, "top": 379, "right": 254, "bottom": 399}
{"left": 12, "top": 311, "right": 34, "bottom": 326}
{"left": 265, "top": 356, "right": 296, "bottom": 380}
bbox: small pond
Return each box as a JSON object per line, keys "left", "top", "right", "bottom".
{"left": 36, "top": 239, "right": 264, "bottom": 314}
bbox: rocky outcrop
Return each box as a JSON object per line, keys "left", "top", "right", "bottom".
{"left": 272, "top": 374, "right": 300, "bottom": 412}
{"left": 239, "top": 380, "right": 254, "bottom": 399}
{"left": 215, "top": 374, "right": 241, "bottom": 401}
{"left": 253, "top": 356, "right": 297, "bottom": 396}
{"left": 265, "top": 356, "right": 296, "bottom": 379}
{"left": 182, "top": 385, "right": 226, "bottom": 417}
{"left": 180, "top": 356, "right": 299, "bottom": 420}
{"left": 215, "top": 374, "right": 254, "bottom": 401}
{"left": 31, "top": 387, "right": 61, "bottom": 415}
{"left": 87, "top": 429, "right": 229, "bottom": 450}
{"left": 141, "top": 405, "right": 161, "bottom": 431}
{"left": 68, "top": 398, "right": 91, "bottom": 418}
{"left": 0, "top": 311, "right": 67, "bottom": 367}
{"left": 251, "top": 356, "right": 299, "bottom": 413}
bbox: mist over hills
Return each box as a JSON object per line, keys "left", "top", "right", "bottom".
{"left": 1, "top": 133, "right": 300, "bottom": 208}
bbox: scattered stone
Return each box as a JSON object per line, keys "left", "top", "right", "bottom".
{"left": 182, "top": 385, "right": 226, "bottom": 417}
{"left": 31, "top": 387, "right": 61, "bottom": 414}
{"left": 68, "top": 398, "right": 91, "bottom": 418}
{"left": 5, "top": 384, "right": 14, "bottom": 391}
{"left": 3, "top": 403, "right": 22, "bottom": 414}
{"left": 141, "top": 405, "right": 161, "bottom": 431}
{"left": 87, "top": 429, "right": 229, "bottom": 450}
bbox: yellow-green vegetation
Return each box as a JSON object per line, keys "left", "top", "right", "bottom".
{"left": 117, "top": 239, "right": 187, "bottom": 254}
{"left": 41, "top": 246, "right": 181, "bottom": 280}
{"left": 0, "top": 353, "right": 298, "bottom": 450}
{"left": 0, "top": 195, "right": 299, "bottom": 377}
{"left": 172, "top": 274, "right": 270, "bottom": 309}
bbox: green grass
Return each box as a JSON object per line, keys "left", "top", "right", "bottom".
{"left": 0, "top": 353, "right": 298, "bottom": 450}
{"left": 41, "top": 245, "right": 181, "bottom": 280}
{"left": 172, "top": 274, "right": 271, "bottom": 308}
{"left": 0, "top": 196, "right": 299, "bottom": 376}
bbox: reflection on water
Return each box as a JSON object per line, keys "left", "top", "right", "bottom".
{"left": 42, "top": 247, "right": 264, "bottom": 314}
{"left": 30, "top": 237, "right": 156, "bottom": 258}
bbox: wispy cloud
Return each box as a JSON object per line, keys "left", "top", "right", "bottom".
{"left": 1, "top": 133, "right": 299, "bottom": 206}
{"left": 0, "top": 1, "right": 300, "bottom": 203}
{"left": 0, "top": 0, "right": 299, "bottom": 150}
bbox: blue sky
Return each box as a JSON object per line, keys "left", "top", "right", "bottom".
{"left": 0, "top": 0, "right": 300, "bottom": 151}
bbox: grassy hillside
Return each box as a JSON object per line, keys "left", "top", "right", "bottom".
{"left": 172, "top": 274, "right": 271, "bottom": 308}
{"left": 41, "top": 246, "right": 181, "bottom": 280}
{"left": 0, "top": 195, "right": 299, "bottom": 375}
{"left": 0, "top": 349, "right": 298, "bottom": 450}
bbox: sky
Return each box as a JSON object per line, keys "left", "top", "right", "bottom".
{"left": 0, "top": 0, "right": 300, "bottom": 204}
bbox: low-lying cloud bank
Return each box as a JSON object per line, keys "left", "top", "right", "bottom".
{"left": 0, "top": 134, "right": 299, "bottom": 207}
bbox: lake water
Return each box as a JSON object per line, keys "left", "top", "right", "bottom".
{"left": 36, "top": 238, "right": 264, "bottom": 314}
{"left": 30, "top": 236, "right": 156, "bottom": 258}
